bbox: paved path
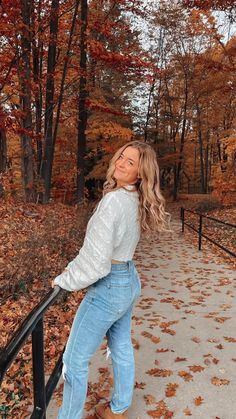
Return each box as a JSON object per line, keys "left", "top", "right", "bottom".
{"left": 47, "top": 218, "right": 236, "bottom": 419}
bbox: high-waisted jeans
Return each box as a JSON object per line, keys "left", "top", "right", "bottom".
{"left": 57, "top": 260, "right": 141, "bottom": 419}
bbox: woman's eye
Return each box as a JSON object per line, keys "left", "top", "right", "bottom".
{"left": 128, "top": 161, "right": 133, "bottom": 166}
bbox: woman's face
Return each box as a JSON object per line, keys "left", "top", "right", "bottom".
{"left": 113, "top": 146, "right": 140, "bottom": 187}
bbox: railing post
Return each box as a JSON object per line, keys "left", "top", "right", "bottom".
{"left": 199, "top": 214, "right": 202, "bottom": 251}
{"left": 31, "top": 317, "right": 46, "bottom": 419}
{"left": 180, "top": 207, "right": 184, "bottom": 232}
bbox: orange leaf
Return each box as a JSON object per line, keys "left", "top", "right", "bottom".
{"left": 188, "top": 365, "right": 205, "bottom": 373}
{"left": 211, "top": 376, "right": 230, "bottom": 386}
{"left": 132, "top": 337, "right": 140, "bottom": 350}
{"left": 224, "top": 336, "right": 236, "bottom": 343}
{"left": 178, "top": 371, "right": 193, "bottom": 382}
{"left": 146, "top": 368, "right": 173, "bottom": 377}
{"left": 194, "top": 396, "right": 204, "bottom": 406}
{"left": 152, "top": 336, "right": 161, "bottom": 344}
{"left": 183, "top": 407, "right": 192, "bottom": 416}
{"left": 144, "top": 394, "right": 157, "bottom": 405}
{"left": 147, "top": 410, "right": 162, "bottom": 418}
{"left": 165, "top": 383, "right": 179, "bottom": 397}
{"left": 135, "top": 381, "right": 146, "bottom": 389}
{"left": 215, "top": 317, "right": 231, "bottom": 323}
{"left": 191, "top": 336, "right": 201, "bottom": 343}
{"left": 175, "top": 357, "right": 187, "bottom": 362}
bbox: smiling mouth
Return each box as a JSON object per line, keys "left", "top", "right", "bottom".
{"left": 115, "top": 168, "right": 126, "bottom": 174}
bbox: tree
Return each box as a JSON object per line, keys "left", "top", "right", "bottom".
{"left": 19, "top": 0, "right": 35, "bottom": 201}
{"left": 139, "top": 2, "right": 235, "bottom": 198}
{"left": 76, "top": 0, "right": 88, "bottom": 203}
{"left": 31, "top": 0, "right": 44, "bottom": 175}
{"left": 41, "top": 0, "right": 60, "bottom": 203}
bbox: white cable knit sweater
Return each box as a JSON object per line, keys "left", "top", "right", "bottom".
{"left": 54, "top": 186, "right": 140, "bottom": 291}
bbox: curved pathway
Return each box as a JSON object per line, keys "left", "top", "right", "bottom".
{"left": 48, "top": 218, "right": 236, "bottom": 419}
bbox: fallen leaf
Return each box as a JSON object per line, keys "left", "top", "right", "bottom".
{"left": 147, "top": 410, "right": 162, "bottom": 418}
{"left": 191, "top": 336, "right": 201, "bottom": 343}
{"left": 211, "top": 376, "right": 230, "bottom": 386}
{"left": 147, "top": 400, "right": 174, "bottom": 418}
{"left": 135, "top": 381, "right": 146, "bottom": 389}
{"left": 188, "top": 365, "right": 205, "bottom": 373}
{"left": 144, "top": 394, "right": 157, "bottom": 405}
{"left": 132, "top": 337, "right": 140, "bottom": 350}
{"left": 146, "top": 368, "right": 173, "bottom": 377}
{"left": 178, "top": 371, "right": 193, "bottom": 382}
{"left": 151, "top": 336, "right": 161, "bottom": 344}
{"left": 96, "top": 389, "right": 110, "bottom": 399}
{"left": 214, "top": 317, "right": 231, "bottom": 323}
{"left": 194, "top": 396, "right": 204, "bottom": 406}
{"left": 183, "top": 407, "right": 192, "bottom": 416}
{"left": 224, "top": 336, "right": 236, "bottom": 343}
{"left": 175, "top": 357, "right": 187, "bottom": 362}
{"left": 165, "top": 383, "right": 179, "bottom": 397}
{"left": 215, "top": 344, "right": 224, "bottom": 350}
{"left": 141, "top": 331, "right": 161, "bottom": 344}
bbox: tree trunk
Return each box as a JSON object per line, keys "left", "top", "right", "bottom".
{"left": 163, "top": 72, "right": 180, "bottom": 201}
{"left": 172, "top": 163, "right": 178, "bottom": 201}
{"left": 153, "top": 77, "right": 162, "bottom": 150}
{"left": 216, "top": 133, "right": 226, "bottom": 173}
{"left": 76, "top": 0, "right": 88, "bottom": 203}
{"left": 53, "top": 0, "right": 80, "bottom": 149}
{"left": 20, "top": 0, "right": 35, "bottom": 202}
{"left": 32, "top": 0, "right": 43, "bottom": 174}
{"left": 175, "top": 76, "right": 188, "bottom": 199}
{"left": 204, "top": 144, "right": 208, "bottom": 193}
{"left": 196, "top": 105, "right": 206, "bottom": 193}
{"left": 204, "top": 131, "right": 210, "bottom": 193}
{"left": 153, "top": 28, "right": 165, "bottom": 147}
{"left": 144, "top": 79, "right": 155, "bottom": 143}
{"left": 41, "top": 0, "right": 60, "bottom": 203}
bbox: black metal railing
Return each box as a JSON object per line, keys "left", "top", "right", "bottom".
{"left": 180, "top": 207, "right": 236, "bottom": 257}
{"left": 0, "top": 285, "right": 64, "bottom": 419}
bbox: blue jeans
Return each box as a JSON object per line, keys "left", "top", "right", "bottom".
{"left": 57, "top": 260, "right": 141, "bottom": 419}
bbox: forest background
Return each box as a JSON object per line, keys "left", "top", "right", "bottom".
{"left": 1, "top": 0, "right": 236, "bottom": 204}
{"left": 0, "top": 0, "right": 236, "bottom": 416}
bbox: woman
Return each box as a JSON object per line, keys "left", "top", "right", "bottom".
{"left": 53, "top": 140, "right": 171, "bottom": 419}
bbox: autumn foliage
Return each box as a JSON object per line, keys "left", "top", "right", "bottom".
{"left": 0, "top": 0, "right": 148, "bottom": 202}
{"left": 0, "top": 0, "right": 235, "bottom": 203}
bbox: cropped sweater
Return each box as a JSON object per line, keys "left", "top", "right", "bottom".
{"left": 54, "top": 186, "right": 140, "bottom": 291}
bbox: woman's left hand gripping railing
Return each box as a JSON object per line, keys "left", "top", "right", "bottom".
{"left": 0, "top": 285, "right": 65, "bottom": 419}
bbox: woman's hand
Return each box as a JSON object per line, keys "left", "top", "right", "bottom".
{"left": 51, "top": 269, "right": 68, "bottom": 289}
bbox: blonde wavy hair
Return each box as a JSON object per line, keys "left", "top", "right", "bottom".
{"left": 103, "top": 140, "right": 172, "bottom": 234}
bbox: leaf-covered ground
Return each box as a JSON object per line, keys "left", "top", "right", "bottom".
{"left": 0, "top": 195, "right": 235, "bottom": 418}
{"left": 0, "top": 199, "right": 92, "bottom": 417}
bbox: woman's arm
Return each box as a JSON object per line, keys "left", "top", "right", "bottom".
{"left": 53, "top": 193, "right": 123, "bottom": 291}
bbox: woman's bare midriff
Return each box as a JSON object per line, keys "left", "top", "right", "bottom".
{"left": 111, "top": 259, "right": 127, "bottom": 264}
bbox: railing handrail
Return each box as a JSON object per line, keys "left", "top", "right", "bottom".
{"left": 0, "top": 285, "right": 63, "bottom": 384}
{"left": 0, "top": 285, "right": 65, "bottom": 418}
{"left": 182, "top": 208, "right": 236, "bottom": 229}
{"left": 180, "top": 207, "right": 236, "bottom": 258}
